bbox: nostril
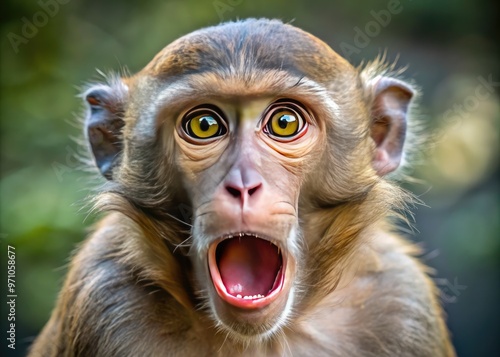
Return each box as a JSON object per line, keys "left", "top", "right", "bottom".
{"left": 248, "top": 183, "right": 262, "bottom": 196}
{"left": 225, "top": 186, "right": 241, "bottom": 198}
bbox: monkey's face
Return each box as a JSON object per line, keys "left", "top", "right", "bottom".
{"left": 83, "top": 19, "right": 413, "bottom": 343}
{"left": 173, "top": 96, "right": 323, "bottom": 338}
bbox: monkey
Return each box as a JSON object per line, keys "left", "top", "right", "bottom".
{"left": 29, "top": 19, "right": 456, "bottom": 357}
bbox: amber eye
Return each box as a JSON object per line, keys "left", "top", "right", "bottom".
{"left": 264, "top": 101, "right": 308, "bottom": 141}
{"left": 268, "top": 110, "right": 300, "bottom": 137}
{"left": 182, "top": 106, "right": 227, "bottom": 140}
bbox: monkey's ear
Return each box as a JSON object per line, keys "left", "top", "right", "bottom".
{"left": 84, "top": 83, "right": 127, "bottom": 180}
{"left": 369, "top": 77, "right": 414, "bottom": 176}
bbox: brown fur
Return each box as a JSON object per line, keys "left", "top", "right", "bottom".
{"left": 30, "top": 19, "right": 455, "bottom": 356}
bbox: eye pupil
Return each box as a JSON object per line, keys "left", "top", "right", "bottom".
{"left": 278, "top": 115, "right": 293, "bottom": 129}
{"left": 199, "top": 116, "right": 213, "bottom": 131}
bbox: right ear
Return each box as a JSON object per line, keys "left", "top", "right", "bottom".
{"left": 84, "top": 81, "right": 127, "bottom": 180}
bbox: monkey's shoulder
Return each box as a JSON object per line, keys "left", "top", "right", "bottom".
{"left": 64, "top": 213, "right": 184, "bottom": 320}
{"left": 344, "top": 233, "right": 440, "bottom": 311}
{"left": 44, "top": 214, "right": 210, "bottom": 356}
{"left": 308, "top": 233, "right": 452, "bottom": 356}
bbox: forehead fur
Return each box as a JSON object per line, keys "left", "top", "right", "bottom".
{"left": 140, "top": 19, "right": 354, "bottom": 84}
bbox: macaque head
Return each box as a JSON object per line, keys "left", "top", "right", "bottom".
{"left": 83, "top": 19, "right": 414, "bottom": 342}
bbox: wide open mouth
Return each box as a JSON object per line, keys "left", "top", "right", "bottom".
{"left": 208, "top": 233, "right": 285, "bottom": 309}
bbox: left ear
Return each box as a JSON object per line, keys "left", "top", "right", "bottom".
{"left": 369, "top": 77, "right": 414, "bottom": 176}
{"left": 84, "top": 81, "right": 127, "bottom": 180}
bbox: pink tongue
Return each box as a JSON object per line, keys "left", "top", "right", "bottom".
{"left": 217, "top": 237, "right": 281, "bottom": 297}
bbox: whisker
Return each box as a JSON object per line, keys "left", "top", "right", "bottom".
{"left": 165, "top": 212, "right": 193, "bottom": 228}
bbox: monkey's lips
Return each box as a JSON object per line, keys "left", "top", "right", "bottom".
{"left": 208, "top": 234, "right": 285, "bottom": 309}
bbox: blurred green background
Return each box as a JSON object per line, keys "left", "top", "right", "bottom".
{"left": 0, "top": 0, "right": 498, "bottom": 356}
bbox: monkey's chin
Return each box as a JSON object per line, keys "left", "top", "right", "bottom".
{"left": 208, "top": 233, "right": 287, "bottom": 310}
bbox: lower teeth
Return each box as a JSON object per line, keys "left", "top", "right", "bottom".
{"left": 235, "top": 294, "right": 264, "bottom": 299}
